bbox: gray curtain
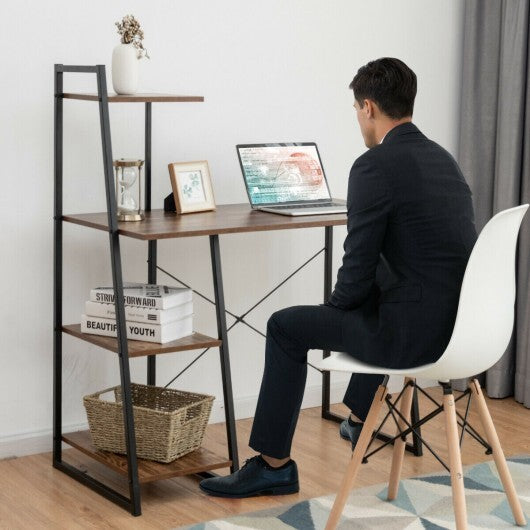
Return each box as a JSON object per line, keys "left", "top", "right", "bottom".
{"left": 458, "top": 0, "right": 530, "bottom": 407}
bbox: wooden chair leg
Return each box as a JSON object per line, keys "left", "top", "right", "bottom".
{"left": 469, "top": 379, "right": 526, "bottom": 526}
{"left": 325, "top": 384, "right": 388, "bottom": 530}
{"left": 388, "top": 377, "right": 415, "bottom": 500}
{"left": 443, "top": 386, "right": 468, "bottom": 530}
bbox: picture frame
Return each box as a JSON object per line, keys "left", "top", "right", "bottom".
{"left": 168, "top": 160, "right": 216, "bottom": 214}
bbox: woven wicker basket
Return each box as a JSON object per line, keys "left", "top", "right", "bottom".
{"left": 83, "top": 383, "right": 214, "bottom": 463}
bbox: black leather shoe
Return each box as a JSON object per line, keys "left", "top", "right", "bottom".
{"left": 199, "top": 455, "right": 299, "bottom": 498}
{"left": 340, "top": 417, "right": 364, "bottom": 449}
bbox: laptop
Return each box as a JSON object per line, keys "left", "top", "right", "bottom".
{"left": 236, "top": 142, "right": 347, "bottom": 216}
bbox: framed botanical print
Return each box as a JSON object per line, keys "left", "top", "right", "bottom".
{"left": 168, "top": 160, "right": 216, "bottom": 214}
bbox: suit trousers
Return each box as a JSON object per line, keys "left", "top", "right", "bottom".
{"left": 248, "top": 304, "right": 384, "bottom": 459}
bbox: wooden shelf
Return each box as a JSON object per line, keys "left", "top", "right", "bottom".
{"left": 62, "top": 324, "right": 221, "bottom": 357}
{"left": 62, "top": 93, "right": 204, "bottom": 103}
{"left": 62, "top": 431, "right": 231, "bottom": 483}
{"left": 63, "top": 203, "right": 347, "bottom": 241}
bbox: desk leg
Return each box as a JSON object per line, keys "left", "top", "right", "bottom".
{"left": 147, "top": 240, "right": 157, "bottom": 385}
{"left": 210, "top": 234, "right": 239, "bottom": 472}
{"left": 145, "top": 102, "right": 156, "bottom": 386}
{"left": 322, "top": 226, "right": 334, "bottom": 420}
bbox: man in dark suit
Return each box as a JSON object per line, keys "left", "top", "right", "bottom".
{"left": 200, "top": 58, "right": 477, "bottom": 498}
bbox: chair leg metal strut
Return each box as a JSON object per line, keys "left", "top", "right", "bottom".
{"left": 324, "top": 378, "right": 525, "bottom": 530}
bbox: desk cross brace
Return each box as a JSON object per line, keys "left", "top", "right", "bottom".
{"left": 157, "top": 246, "right": 326, "bottom": 387}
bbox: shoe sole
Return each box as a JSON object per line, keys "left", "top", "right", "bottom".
{"left": 199, "top": 482, "right": 300, "bottom": 498}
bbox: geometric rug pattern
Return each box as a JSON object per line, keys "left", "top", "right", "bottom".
{"left": 180, "top": 456, "right": 529, "bottom": 529}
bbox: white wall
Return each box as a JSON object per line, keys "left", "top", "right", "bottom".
{"left": 0, "top": 0, "right": 464, "bottom": 456}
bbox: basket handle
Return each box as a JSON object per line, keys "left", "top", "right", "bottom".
{"left": 85, "top": 385, "right": 119, "bottom": 401}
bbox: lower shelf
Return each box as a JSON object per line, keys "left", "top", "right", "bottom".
{"left": 62, "top": 324, "right": 221, "bottom": 357}
{"left": 62, "top": 430, "right": 231, "bottom": 483}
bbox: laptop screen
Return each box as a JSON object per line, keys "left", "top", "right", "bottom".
{"left": 237, "top": 143, "right": 332, "bottom": 205}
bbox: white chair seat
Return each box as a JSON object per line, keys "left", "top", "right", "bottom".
{"left": 317, "top": 352, "right": 437, "bottom": 378}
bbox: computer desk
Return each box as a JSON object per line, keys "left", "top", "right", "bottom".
{"left": 64, "top": 203, "right": 421, "bottom": 473}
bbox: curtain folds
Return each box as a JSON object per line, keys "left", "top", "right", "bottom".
{"left": 458, "top": 0, "right": 530, "bottom": 406}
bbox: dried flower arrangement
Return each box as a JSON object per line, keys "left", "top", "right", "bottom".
{"left": 115, "top": 15, "right": 150, "bottom": 59}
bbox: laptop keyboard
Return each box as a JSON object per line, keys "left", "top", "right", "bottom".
{"left": 269, "top": 203, "right": 343, "bottom": 209}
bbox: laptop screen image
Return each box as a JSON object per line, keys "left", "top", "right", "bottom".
{"left": 237, "top": 143, "right": 332, "bottom": 206}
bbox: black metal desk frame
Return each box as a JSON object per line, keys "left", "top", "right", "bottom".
{"left": 53, "top": 64, "right": 422, "bottom": 517}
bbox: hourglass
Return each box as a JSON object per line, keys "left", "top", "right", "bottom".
{"left": 113, "top": 159, "right": 145, "bottom": 221}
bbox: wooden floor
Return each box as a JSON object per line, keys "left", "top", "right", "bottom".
{"left": 1, "top": 387, "right": 528, "bottom": 529}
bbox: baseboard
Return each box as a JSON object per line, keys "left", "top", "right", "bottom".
{"left": 207, "top": 379, "right": 353, "bottom": 424}
{"left": 0, "top": 422, "right": 89, "bottom": 460}
{"left": 0, "top": 376, "right": 413, "bottom": 459}
{"left": 208, "top": 375, "right": 410, "bottom": 424}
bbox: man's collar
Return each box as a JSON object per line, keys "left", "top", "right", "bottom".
{"left": 381, "top": 122, "right": 419, "bottom": 144}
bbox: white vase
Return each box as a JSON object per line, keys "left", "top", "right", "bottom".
{"left": 112, "top": 44, "right": 138, "bottom": 95}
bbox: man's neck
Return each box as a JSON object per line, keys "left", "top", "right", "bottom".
{"left": 375, "top": 117, "right": 412, "bottom": 144}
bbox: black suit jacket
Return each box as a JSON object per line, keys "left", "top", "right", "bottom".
{"left": 326, "top": 122, "right": 477, "bottom": 369}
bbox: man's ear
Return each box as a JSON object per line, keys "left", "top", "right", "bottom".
{"left": 364, "top": 99, "right": 376, "bottom": 119}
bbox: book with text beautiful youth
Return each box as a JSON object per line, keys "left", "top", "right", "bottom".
{"left": 90, "top": 283, "right": 192, "bottom": 310}
{"left": 85, "top": 300, "right": 193, "bottom": 325}
{"left": 81, "top": 314, "right": 193, "bottom": 343}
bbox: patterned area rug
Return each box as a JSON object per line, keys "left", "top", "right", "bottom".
{"left": 180, "top": 457, "right": 529, "bottom": 529}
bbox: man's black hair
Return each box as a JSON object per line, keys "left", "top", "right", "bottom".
{"left": 350, "top": 58, "right": 417, "bottom": 119}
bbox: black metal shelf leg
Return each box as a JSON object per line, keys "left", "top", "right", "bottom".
{"left": 411, "top": 383, "right": 423, "bottom": 456}
{"left": 210, "top": 234, "right": 240, "bottom": 472}
{"left": 322, "top": 226, "right": 333, "bottom": 418}
{"left": 147, "top": 240, "right": 157, "bottom": 386}
{"left": 53, "top": 65, "right": 64, "bottom": 465}
{"left": 97, "top": 65, "right": 141, "bottom": 516}
{"left": 145, "top": 101, "right": 156, "bottom": 386}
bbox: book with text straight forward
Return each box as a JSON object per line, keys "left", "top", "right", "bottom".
{"left": 90, "top": 283, "right": 192, "bottom": 310}
{"left": 85, "top": 300, "right": 193, "bottom": 325}
{"left": 81, "top": 314, "right": 193, "bottom": 344}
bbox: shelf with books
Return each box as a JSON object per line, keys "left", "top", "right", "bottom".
{"left": 62, "top": 324, "right": 221, "bottom": 357}
{"left": 62, "top": 430, "right": 231, "bottom": 483}
{"left": 82, "top": 283, "right": 195, "bottom": 344}
{"left": 54, "top": 64, "right": 235, "bottom": 517}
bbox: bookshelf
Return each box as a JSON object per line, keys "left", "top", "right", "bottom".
{"left": 62, "top": 324, "right": 221, "bottom": 357}
{"left": 53, "top": 64, "right": 235, "bottom": 517}
{"left": 54, "top": 65, "right": 353, "bottom": 518}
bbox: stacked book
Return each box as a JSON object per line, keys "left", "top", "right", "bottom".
{"left": 81, "top": 283, "right": 193, "bottom": 344}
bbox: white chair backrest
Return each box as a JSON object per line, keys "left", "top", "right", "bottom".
{"left": 433, "top": 204, "right": 528, "bottom": 381}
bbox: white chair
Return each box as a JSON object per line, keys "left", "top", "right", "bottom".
{"left": 316, "top": 204, "right": 529, "bottom": 530}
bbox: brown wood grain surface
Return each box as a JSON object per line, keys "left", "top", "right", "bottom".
{"left": 62, "top": 324, "right": 221, "bottom": 356}
{"left": 62, "top": 431, "right": 231, "bottom": 483}
{"left": 63, "top": 204, "right": 348, "bottom": 240}
{"left": 62, "top": 93, "right": 204, "bottom": 103}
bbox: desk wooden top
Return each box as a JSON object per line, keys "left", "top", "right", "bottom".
{"left": 63, "top": 203, "right": 347, "bottom": 240}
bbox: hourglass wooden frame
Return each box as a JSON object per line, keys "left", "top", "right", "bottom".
{"left": 114, "top": 158, "right": 145, "bottom": 221}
